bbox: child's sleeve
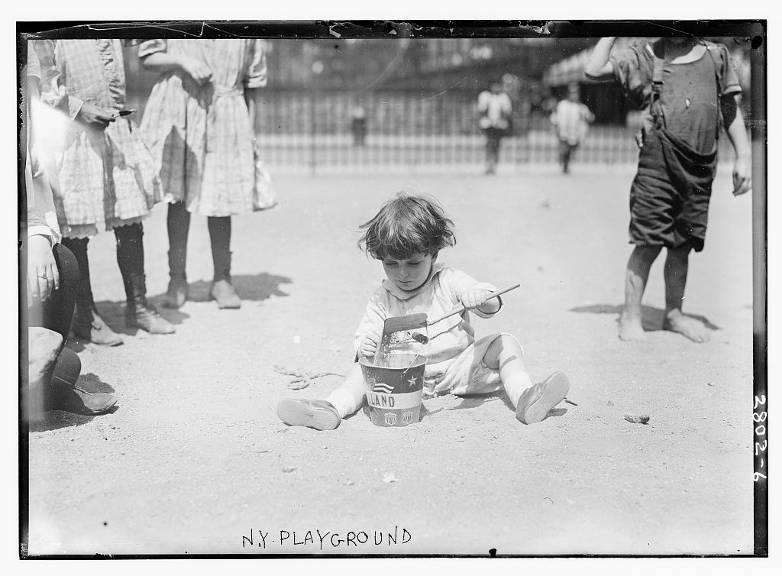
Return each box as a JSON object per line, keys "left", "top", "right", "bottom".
{"left": 477, "top": 91, "right": 488, "bottom": 113}
{"left": 714, "top": 43, "right": 742, "bottom": 98}
{"left": 244, "top": 39, "right": 268, "bottom": 89}
{"left": 444, "top": 268, "right": 502, "bottom": 319}
{"left": 608, "top": 42, "right": 652, "bottom": 107}
{"left": 582, "top": 104, "right": 595, "bottom": 123}
{"left": 26, "top": 169, "right": 61, "bottom": 245}
{"left": 353, "top": 288, "right": 388, "bottom": 356}
{"left": 138, "top": 39, "right": 167, "bottom": 59}
{"left": 609, "top": 42, "right": 642, "bottom": 88}
{"left": 550, "top": 102, "right": 559, "bottom": 126}
{"left": 33, "top": 40, "right": 81, "bottom": 120}
{"left": 26, "top": 42, "right": 41, "bottom": 82}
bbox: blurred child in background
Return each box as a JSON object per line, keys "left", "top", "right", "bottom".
{"left": 551, "top": 83, "right": 594, "bottom": 174}
{"left": 477, "top": 80, "right": 513, "bottom": 175}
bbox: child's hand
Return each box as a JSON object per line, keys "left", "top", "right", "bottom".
{"left": 76, "top": 102, "right": 116, "bottom": 130}
{"left": 461, "top": 288, "right": 498, "bottom": 312}
{"left": 28, "top": 235, "right": 59, "bottom": 303}
{"left": 180, "top": 56, "right": 212, "bottom": 86}
{"left": 732, "top": 154, "right": 752, "bottom": 196}
{"left": 359, "top": 335, "right": 379, "bottom": 358}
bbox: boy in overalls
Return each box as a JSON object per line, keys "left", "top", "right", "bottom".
{"left": 585, "top": 37, "right": 751, "bottom": 342}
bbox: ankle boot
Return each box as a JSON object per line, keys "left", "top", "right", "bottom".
{"left": 115, "top": 223, "right": 175, "bottom": 334}
{"left": 211, "top": 277, "right": 241, "bottom": 309}
{"left": 163, "top": 250, "right": 188, "bottom": 309}
{"left": 208, "top": 217, "right": 241, "bottom": 309}
{"left": 164, "top": 203, "right": 191, "bottom": 309}
{"left": 63, "top": 236, "right": 123, "bottom": 346}
{"left": 72, "top": 302, "right": 124, "bottom": 346}
{"left": 211, "top": 250, "right": 241, "bottom": 309}
{"left": 124, "top": 272, "right": 175, "bottom": 334}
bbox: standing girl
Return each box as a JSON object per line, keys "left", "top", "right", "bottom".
{"left": 34, "top": 39, "right": 174, "bottom": 346}
{"left": 139, "top": 39, "right": 268, "bottom": 309}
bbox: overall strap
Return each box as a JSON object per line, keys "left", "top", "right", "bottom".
{"left": 650, "top": 41, "right": 665, "bottom": 129}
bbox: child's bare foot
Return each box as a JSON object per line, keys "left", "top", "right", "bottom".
{"left": 618, "top": 313, "right": 646, "bottom": 341}
{"left": 516, "top": 372, "right": 570, "bottom": 424}
{"left": 277, "top": 399, "right": 341, "bottom": 430}
{"left": 663, "top": 312, "right": 710, "bottom": 343}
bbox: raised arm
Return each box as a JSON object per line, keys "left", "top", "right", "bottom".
{"left": 140, "top": 47, "right": 212, "bottom": 86}
{"left": 584, "top": 37, "right": 617, "bottom": 81}
{"left": 448, "top": 269, "right": 501, "bottom": 317}
{"left": 721, "top": 94, "right": 752, "bottom": 196}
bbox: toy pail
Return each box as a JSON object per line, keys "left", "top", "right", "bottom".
{"left": 360, "top": 354, "right": 425, "bottom": 427}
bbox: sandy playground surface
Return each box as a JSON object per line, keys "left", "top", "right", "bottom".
{"left": 25, "top": 165, "right": 755, "bottom": 556}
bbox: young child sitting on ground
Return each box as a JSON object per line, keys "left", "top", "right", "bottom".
{"left": 277, "top": 193, "right": 569, "bottom": 430}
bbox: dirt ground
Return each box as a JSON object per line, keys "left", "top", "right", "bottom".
{"left": 25, "top": 164, "right": 755, "bottom": 556}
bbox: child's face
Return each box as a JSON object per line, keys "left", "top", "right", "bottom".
{"left": 382, "top": 252, "right": 435, "bottom": 292}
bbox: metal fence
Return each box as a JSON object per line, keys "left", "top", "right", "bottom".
{"left": 128, "top": 88, "right": 740, "bottom": 173}
{"left": 252, "top": 89, "right": 648, "bottom": 172}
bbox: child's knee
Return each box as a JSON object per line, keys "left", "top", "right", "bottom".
{"left": 483, "top": 334, "right": 523, "bottom": 370}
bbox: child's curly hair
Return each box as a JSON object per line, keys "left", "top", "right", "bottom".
{"left": 358, "top": 193, "right": 456, "bottom": 260}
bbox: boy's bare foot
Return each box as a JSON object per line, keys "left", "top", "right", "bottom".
{"left": 618, "top": 313, "right": 646, "bottom": 341}
{"left": 277, "top": 399, "right": 341, "bottom": 430}
{"left": 663, "top": 313, "right": 710, "bottom": 343}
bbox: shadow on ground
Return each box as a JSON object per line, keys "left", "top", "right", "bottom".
{"left": 447, "top": 392, "right": 510, "bottom": 412}
{"left": 27, "top": 410, "right": 96, "bottom": 433}
{"left": 183, "top": 272, "right": 292, "bottom": 303}
{"left": 447, "top": 394, "right": 569, "bottom": 420}
{"left": 569, "top": 303, "right": 720, "bottom": 332}
{"left": 66, "top": 273, "right": 293, "bottom": 346}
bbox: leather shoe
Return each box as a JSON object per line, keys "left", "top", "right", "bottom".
{"left": 210, "top": 279, "right": 241, "bottom": 309}
{"left": 49, "top": 373, "right": 118, "bottom": 415}
{"left": 125, "top": 304, "right": 175, "bottom": 334}
{"left": 72, "top": 310, "right": 124, "bottom": 346}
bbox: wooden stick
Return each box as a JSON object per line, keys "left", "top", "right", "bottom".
{"left": 427, "top": 283, "right": 521, "bottom": 326}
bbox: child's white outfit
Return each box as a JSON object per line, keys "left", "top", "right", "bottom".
{"left": 327, "top": 263, "right": 525, "bottom": 416}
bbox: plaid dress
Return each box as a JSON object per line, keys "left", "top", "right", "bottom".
{"left": 33, "top": 40, "right": 160, "bottom": 239}
{"left": 138, "top": 39, "right": 267, "bottom": 216}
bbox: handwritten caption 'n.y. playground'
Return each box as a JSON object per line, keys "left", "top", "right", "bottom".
{"left": 242, "top": 527, "right": 412, "bottom": 551}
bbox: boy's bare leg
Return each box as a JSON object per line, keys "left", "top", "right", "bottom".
{"left": 662, "top": 246, "right": 710, "bottom": 343}
{"left": 619, "top": 245, "right": 662, "bottom": 341}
